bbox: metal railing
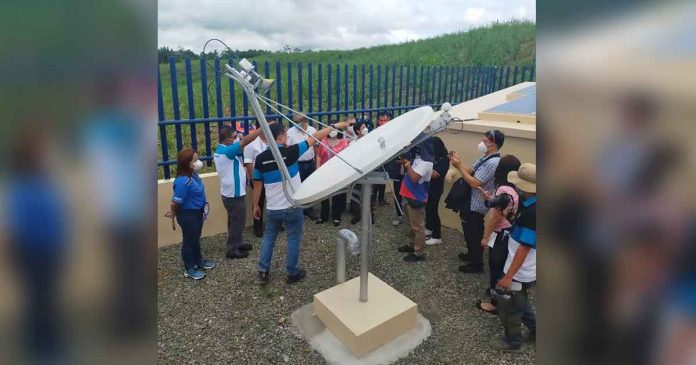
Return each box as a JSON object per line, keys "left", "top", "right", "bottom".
{"left": 157, "top": 56, "right": 535, "bottom": 179}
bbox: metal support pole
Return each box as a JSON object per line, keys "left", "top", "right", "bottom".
{"left": 360, "top": 183, "right": 372, "bottom": 302}
{"left": 336, "top": 235, "right": 346, "bottom": 284}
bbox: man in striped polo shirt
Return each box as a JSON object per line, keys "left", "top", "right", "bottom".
{"left": 214, "top": 125, "right": 267, "bottom": 259}
{"left": 253, "top": 120, "right": 352, "bottom": 285}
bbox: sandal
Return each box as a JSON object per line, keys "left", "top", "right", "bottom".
{"left": 475, "top": 300, "right": 498, "bottom": 315}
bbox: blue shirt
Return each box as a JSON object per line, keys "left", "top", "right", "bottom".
{"left": 213, "top": 142, "right": 246, "bottom": 198}
{"left": 172, "top": 173, "right": 207, "bottom": 209}
{"left": 511, "top": 196, "right": 536, "bottom": 248}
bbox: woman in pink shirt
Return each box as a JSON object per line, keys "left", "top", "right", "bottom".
{"left": 476, "top": 155, "right": 521, "bottom": 314}
{"left": 315, "top": 125, "right": 350, "bottom": 226}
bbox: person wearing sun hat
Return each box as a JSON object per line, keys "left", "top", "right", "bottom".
{"left": 490, "top": 162, "right": 537, "bottom": 353}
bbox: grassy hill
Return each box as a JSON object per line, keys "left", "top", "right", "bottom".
{"left": 246, "top": 20, "right": 535, "bottom": 66}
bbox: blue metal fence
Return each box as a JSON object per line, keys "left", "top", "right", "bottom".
{"left": 158, "top": 57, "right": 536, "bottom": 179}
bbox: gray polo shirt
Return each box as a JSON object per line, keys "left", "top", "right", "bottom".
{"left": 469, "top": 154, "right": 500, "bottom": 214}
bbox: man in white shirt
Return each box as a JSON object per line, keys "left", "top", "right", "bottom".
{"left": 244, "top": 125, "right": 269, "bottom": 237}
{"left": 214, "top": 125, "right": 267, "bottom": 259}
{"left": 286, "top": 113, "right": 318, "bottom": 219}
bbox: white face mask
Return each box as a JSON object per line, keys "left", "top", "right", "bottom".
{"left": 360, "top": 127, "right": 368, "bottom": 135}
{"left": 193, "top": 159, "right": 203, "bottom": 171}
{"left": 477, "top": 141, "right": 488, "bottom": 154}
{"left": 329, "top": 130, "right": 338, "bottom": 138}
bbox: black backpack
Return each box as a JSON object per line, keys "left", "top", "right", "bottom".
{"left": 444, "top": 153, "right": 500, "bottom": 215}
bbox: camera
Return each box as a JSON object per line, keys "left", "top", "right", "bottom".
{"left": 484, "top": 192, "right": 513, "bottom": 210}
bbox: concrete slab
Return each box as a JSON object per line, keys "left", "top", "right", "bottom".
{"left": 291, "top": 303, "right": 432, "bottom": 365}
{"left": 313, "top": 273, "right": 417, "bottom": 357}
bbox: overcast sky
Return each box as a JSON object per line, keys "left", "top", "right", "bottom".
{"left": 159, "top": 0, "right": 535, "bottom": 52}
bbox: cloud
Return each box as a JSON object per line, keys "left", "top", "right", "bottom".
{"left": 158, "top": 0, "right": 535, "bottom": 52}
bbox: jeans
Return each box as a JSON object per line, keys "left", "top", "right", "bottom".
{"left": 320, "top": 193, "right": 346, "bottom": 222}
{"left": 497, "top": 281, "right": 536, "bottom": 347}
{"left": 461, "top": 211, "right": 485, "bottom": 268}
{"left": 222, "top": 196, "right": 246, "bottom": 255}
{"left": 257, "top": 207, "right": 304, "bottom": 275}
{"left": 425, "top": 181, "right": 444, "bottom": 239}
{"left": 298, "top": 161, "right": 316, "bottom": 217}
{"left": 177, "top": 209, "right": 205, "bottom": 270}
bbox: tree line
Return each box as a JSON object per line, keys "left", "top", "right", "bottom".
{"left": 158, "top": 45, "right": 304, "bottom": 63}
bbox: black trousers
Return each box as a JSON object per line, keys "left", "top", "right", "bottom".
{"left": 350, "top": 184, "right": 375, "bottom": 223}
{"left": 253, "top": 186, "right": 265, "bottom": 237}
{"left": 372, "top": 184, "right": 386, "bottom": 203}
{"left": 488, "top": 231, "right": 510, "bottom": 305}
{"left": 461, "top": 211, "right": 485, "bottom": 268}
{"left": 298, "top": 161, "right": 316, "bottom": 217}
{"left": 321, "top": 193, "right": 347, "bottom": 221}
{"left": 393, "top": 177, "right": 404, "bottom": 217}
{"left": 222, "top": 196, "right": 246, "bottom": 255}
{"left": 425, "top": 182, "right": 444, "bottom": 239}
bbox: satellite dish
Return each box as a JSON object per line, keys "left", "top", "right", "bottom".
{"left": 292, "top": 106, "right": 435, "bottom": 205}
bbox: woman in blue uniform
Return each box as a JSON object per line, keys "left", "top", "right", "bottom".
{"left": 165, "top": 148, "right": 216, "bottom": 280}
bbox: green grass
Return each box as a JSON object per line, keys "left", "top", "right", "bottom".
{"left": 158, "top": 20, "right": 535, "bottom": 179}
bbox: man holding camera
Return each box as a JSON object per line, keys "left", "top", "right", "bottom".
{"left": 396, "top": 139, "right": 434, "bottom": 262}
{"left": 490, "top": 163, "right": 536, "bottom": 352}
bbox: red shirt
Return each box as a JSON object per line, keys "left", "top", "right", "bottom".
{"left": 317, "top": 137, "right": 349, "bottom": 167}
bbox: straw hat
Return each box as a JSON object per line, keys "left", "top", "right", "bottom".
{"left": 508, "top": 163, "right": 536, "bottom": 193}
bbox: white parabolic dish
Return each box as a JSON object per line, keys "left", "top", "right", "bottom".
{"left": 292, "top": 106, "right": 435, "bottom": 205}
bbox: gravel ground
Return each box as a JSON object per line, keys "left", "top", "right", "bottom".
{"left": 158, "top": 204, "right": 536, "bottom": 364}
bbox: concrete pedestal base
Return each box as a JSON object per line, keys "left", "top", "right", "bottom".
{"left": 313, "top": 273, "right": 418, "bottom": 358}
{"left": 291, "top": 303, "right": 431, "bottom": 365}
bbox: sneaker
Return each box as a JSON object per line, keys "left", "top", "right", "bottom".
{"left": 184, "top": 268, "right": 206, "bottom": 280}
{"left": 488, "top": 337, "right": 522, "bottom": 353}
{"left": 333, "top": 220, "right": 340, "bottom": 227}
{"left": 226, "top": 251, "right": 249, "bottom": 259}
{"left": 425, "top": 229, "right": 433, "bottom": 236}
{"left": 458, "top": 264, "right": 483, "bottom": 274}
{"left": 240, "top": 244, "right": 252, "bottom": 251}
{"left": 458, "top": 252, "right": 471, "bottom": 261}
{"left": 425, "top": 237, "right": 442, "bottom": 246}
{"left": 197, "top": 260, "right": 217, "bottom": 270}
{"left": 403, "top": 253, "right": 426, "bottom": 262}
{"left": 286, "top": 269, "right": 306, "bottom": 284}
{"left": 392, "top": 218, "right": 402, "bottom": 226}
{"left": 397, "top": 245, "right": 414, "bottom": 253}
{"left": 258, "top": 271, "right": 270, "bottom": 285}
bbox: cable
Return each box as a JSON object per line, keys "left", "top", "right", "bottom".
{"left": 255, "top": 95, "right": 364, "bottom": 175}
{"left": 445, "top": 117, "right": 477, "bottom": 134}
{"left": 256, "top": 94, "right": 354, "bottom": 139}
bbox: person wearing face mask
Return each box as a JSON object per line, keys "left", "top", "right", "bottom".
{"left": 316, "top": 122, "right": 351, "bottom": 226}
{"left": 373, "top": 111, "right": 393, "bottom": 206}
{"left": 253, "top": 120, "right": 354, "bottom": 285}
{"left": 165, "top": 148, "right": 215, "bottom": 280}
{"left": 214, "top": 125, "right": 268, "bottom": 260}
{"left": 349, "top": 120, "right": 375, "bottom": 225}
{"left": 286, "top": 113, "right": 318, "bottom": 220}
{"left": 244, "top": 122, "right": 270, "bottom": 238}
{"left": 449, "top": 129, "right": 505, "bottom": 274}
